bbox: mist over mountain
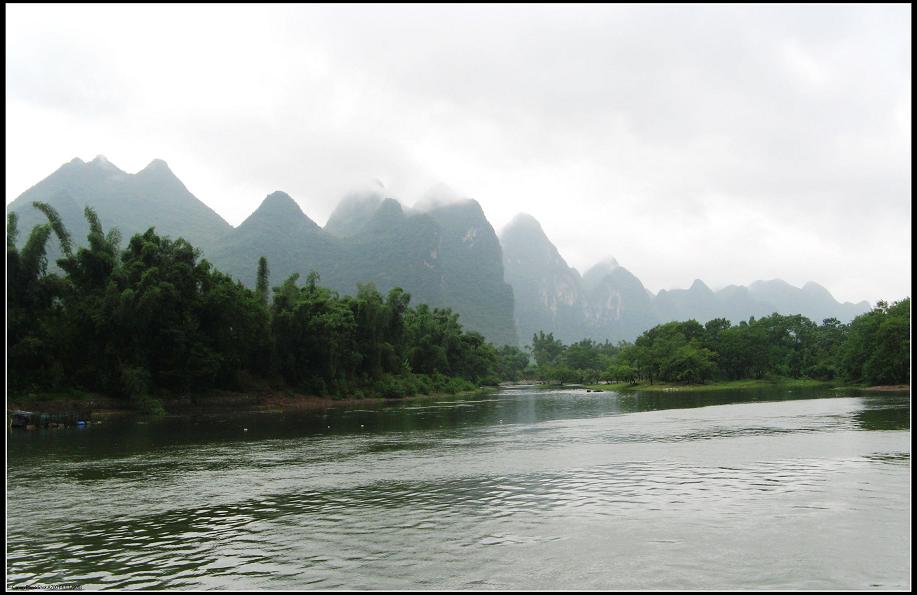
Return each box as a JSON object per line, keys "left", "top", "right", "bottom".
{"left": 654, "top": 279, "right": 721, "bottom": 324}
{"left": 211, "top": 191, "right": 518, "bottom": 346}
{"left": 500, "top": 213, "right": 872, "bottom": 347}
{"left": 500, "top": 213, "right": 592, "bottom": 344}
{"left": 323, "top": 191, "right": 384, "bottom": 238}
{"left": 746, "top": 279, "right": 870, "bottom": 323}
{"left": 581, "top": 259, "right": 659, "bottom": 342}
{"left": 9, "top": 157, "right": 871, "bottom": 349}
{"left": 422, "top": 198, "right": 517, "bottom": 346}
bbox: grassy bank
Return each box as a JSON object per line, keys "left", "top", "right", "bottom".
{"left": 586, "top": 378, "right": 839, "bottom": 393}
{"left": 7, "top": 385, "right": 495, "bottom": 420}
{"left": 830, "top": 384, "right": 911, "bottom": 393}
{"left": 7, "top": 389, "right": 120, "bottom": 413}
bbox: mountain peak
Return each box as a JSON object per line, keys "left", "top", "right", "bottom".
{"left": 372, "top": 197, "right": 405, "bottom": 222}
{"left": 133, "top": 158, "right": 187, "bottom": 193}
{"left": 425, "top": 197, "right": 486, "bottom": 224}
{"left": 324, "top": 191, "right": 385, "bottom": 237}
{"left": 261, "top": 190, "right": 299, "bottom": 210}
{"left": 244, "top": 191, "right": 319, "bottom": 231}
{"left": 802, "top": 281, "right": 830, "bottom": 294}
{"left": 415, "top": 182, "right": 462, "bottom": 211}
{"left": 689, "top": 279, "right": 712, "bottom": 293}
{"left": 750, "top": 278, "right": 794, "bottom": 290}
{"left": 139, "top": 158, "right": 171, "bottom": 173}
{"left": 503, "top": 212, "right": 544, "bottom": 234}
{"left": 361, "top": 197, "right": 407, "bottom": 234}
{"left": 88, "top": 154, "right": 124, "bottom": 174}
{"left": 601, "top": 256, "right": 620, "bottom": 269}
{"left": 378, "top": 196, "right": 403, "bottom": 212}
{"left": 585, "top": 257, "right": 623, "bottom": 278}
{"left": 50, "top": 157, "right": 87, "bottom": 176}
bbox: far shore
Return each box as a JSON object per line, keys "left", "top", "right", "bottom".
{"left": 585, "top": 378, "right": 911, "bottom": 394}
{"left": 840, "top": 384, "right": 911, "bottom": 393}
{"left": 8, "top": 381, "right": 909, "bottom": 424}
{"left": 6, "top": 386, "right": 496, "bottom": 422}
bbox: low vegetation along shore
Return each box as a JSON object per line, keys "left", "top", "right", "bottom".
{"left": 587, "top": 378, "right": 835, "bottom": 393}
{"left": 7, "top": 385, "right": 496, "bottom": 422}
{"left": 586, "top": 379, "right": 910, "bottom": 394}
{"left": 10, "top": 379, "right": 909, "bottom": 423}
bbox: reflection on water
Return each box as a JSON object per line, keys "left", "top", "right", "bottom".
{"left": 852, "top": 401, "right": 911, "bottom": 431}
{"left": 7, "top": 386, "right": 911, "bottom": 590}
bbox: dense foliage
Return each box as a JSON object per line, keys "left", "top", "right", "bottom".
{"left": 530, "top": 304, "right": 910, "bottom": 386}
{"left": 8, "top": 203, "right": 908, "bottom": 405}
{"left": 7, "top": 205, "right": 529, "bottom": 404}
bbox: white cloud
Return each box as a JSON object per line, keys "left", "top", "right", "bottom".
{"left": 5, "top": 4, "right": 911, "bottom": 305}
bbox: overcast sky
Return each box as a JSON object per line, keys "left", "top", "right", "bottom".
{"left": 5, "top": 4, "right": 911, "bottom": 305}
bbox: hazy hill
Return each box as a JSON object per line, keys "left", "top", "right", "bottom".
{"left": 8, "top": 157, "right": 871, "bottom": 348}
{"left": 422, "top": 199, "right": 517, "bottom": 346}
{"left": 207, "top": 191, "right": 339, "bottom": 288}
{"left": 323, "top": 191, "right": 384, "bottom": 238}
{"left": 500, "top": 213, "right": 592, "bottom": 345}
{"left": 747, "top": 279, "right": 871, "bottom": 323}
{"left": 582, "top": 259, "right": 658, "bottom": 342}
{"left": 8, "top": 158, "right": 518, "bottom": 345}
{"left": 211, "top": 193, "right": 517, "bottom": 345}
{"left": 8, "top": 156, "right": 232, "bottom": 256}
{"left": 654, "top": 279, "right": 721, "bottom": 324}
{"left": 652, "top": 278, "right": 870, "bottom": 326}
{"left": 501, "top": 212, "right": 872, "bottom": 346}
{"left": 329, "top": 198, "right": 446, "bottom": 306}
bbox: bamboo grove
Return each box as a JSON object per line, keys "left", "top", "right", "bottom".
{"left": 7, "top": 203, "right": 530, "bottom": 405}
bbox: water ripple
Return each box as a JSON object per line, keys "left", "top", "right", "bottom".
{"left": 7, "top": 388, "right": 910, "bottom": 590}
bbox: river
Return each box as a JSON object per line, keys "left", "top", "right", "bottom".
{"left": 6, "top": 386, "right": 911, "bottom": 590}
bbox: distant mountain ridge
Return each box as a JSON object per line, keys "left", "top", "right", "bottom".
{"left": 500, "top": 213, "right": 871, "bottom": 346}
{"left": 8, "top": 157, "right": 517, "bottom": 346}
{"left": 8, "top": 156, "right": 871, "bottom": 348}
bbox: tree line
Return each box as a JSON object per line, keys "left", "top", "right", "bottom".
{"left": 529, "top": 300, "right": 910, "bottom": 386}
{"left": 7, "top": 203, "right": 530, "bottom": 408}
{"left": 8, "top": 202, "right": 908, "bottom": 404}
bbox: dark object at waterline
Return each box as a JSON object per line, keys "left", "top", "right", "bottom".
{"left": 9, "top": 410, "right": 90, "bottom": 429}
{"left": 10, "top": 411, "right": 34, "bottom": 428}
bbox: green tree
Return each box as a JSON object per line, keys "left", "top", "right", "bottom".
{"left": 531, "top": 331, "right": 565, "bottom": 367}
{"left": 256, "top": 255, "right": 270, "bottom": 307}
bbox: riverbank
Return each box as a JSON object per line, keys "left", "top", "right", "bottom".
{"left": 7, "top": 386, "right": 495, "bottom": 423}
{"left": 832, "top": 384, "right": 911, "bottom": 393}
{"left": 586, "top": 378, "right": 839, "bottom": 393}
{"left": 586, "top": 378, "right": 911, "bottom": 394}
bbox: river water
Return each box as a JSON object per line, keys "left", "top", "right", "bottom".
{"left": 6, "top": 386, "right": 911, "bottom": 590}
